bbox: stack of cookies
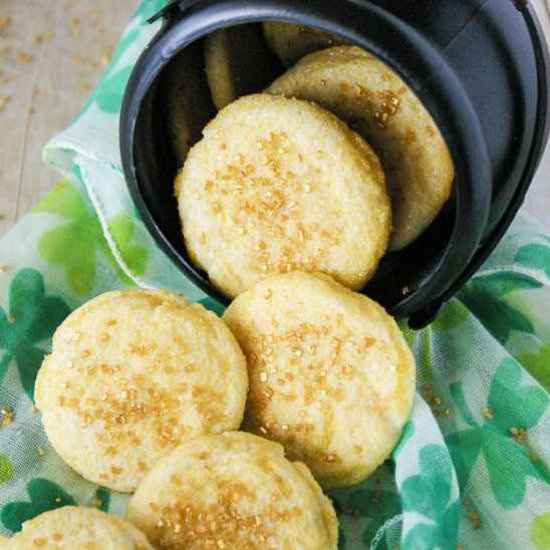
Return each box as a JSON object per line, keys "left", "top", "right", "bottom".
{"left": 4, "top": 21, "right": 453, "bottom": 550}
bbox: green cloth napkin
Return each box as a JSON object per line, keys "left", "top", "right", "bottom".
{"left": 0, "top": 1, "right": 549, "bottom": 548}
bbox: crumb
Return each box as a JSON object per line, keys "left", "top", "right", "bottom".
{"left": 0, "top": 17, "right": 11, "bottom": 31}
{"left": 0, "top": 73, "right": 15, "bottom": 85}
{"left": 1, "top": 406, "right": 14, "bottom": 426}
{"left": 17, "top": 51, "right": 34, "bottom": 64}
{"left": 0, "top": 95, "right": 10, "bottom": 112}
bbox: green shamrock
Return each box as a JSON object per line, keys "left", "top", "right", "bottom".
{"left": 516, "top": 243, "right": 550, "bottom": 278}
{"left": 0, "top": 269, "right": 70, "bottom": 398}
{"left": 35, "top": 181, "right": 148, "bottom": 295}
{"left": 532, "top": 512, "right": 550, "bottom": 550}
{"left": 401, "top": 445, "right": 460, "bottom": 550}
{"left": 0, "top": 454, "right": 14, "bottom": 484}
{"left": 412, "top": 300, "right": 472, "bottom": 383}
{"left": 93, "top": 488, "right": 111, "bottom": 512}
{"left": 518, "top": 344, "right": 550, "bottom": 390}
{"left": 460, "top": 272, "right": 541, "bottom": 343}
{"left": 350, "top": 489, "right": 401, "bottom": 549}
{"left": 134, "top": 0, "right": 168, "bottom": 23}
{"left": 330, "top": 462, "right": 401, "bottom": 550}
{"left": 446, "top": 358, "right": 550, "bottom": 509}
{"left": 431, "top": 300, "right": 470, "bottom": 333}
{"left": 199, "top": 297, "right": 226, "bottom": 316}
{"left": 1, "top": 478, "right": 76, "bottom": 533}
{"left": 76, "top": 27, "right": 140, "bottom": 117}
{"left": 86, "top": 0, "right": 168, "bottom": 115}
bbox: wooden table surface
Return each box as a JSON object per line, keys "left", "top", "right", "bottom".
{"left": 0, "top": 0, "right": 548, "bottom": 236}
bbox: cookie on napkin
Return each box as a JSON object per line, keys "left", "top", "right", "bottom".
{"left": 3, "top": 506, "right": 153, "bottom": 549}
{"left": 35, "top": 289, "right": 248, "bottom": 492}
{"left": 223, "top": 272, "right": 416, "bottom": 488}
{"left": 127, "top": 431, "right": 338, "bottom": 549}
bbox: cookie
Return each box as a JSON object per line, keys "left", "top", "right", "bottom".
{"left": 268, "top": 45, "right": 455, "bottom": 250}
{"left": 160, "top": 41, "right": 216, "bottom": 165}
{"left": 127, "top": 431, "right": 338, "bottom": 549}
{"left": 35, "top": 290, "right": 248, "bottom": 492}
{"left": 205, "top": 24, "right": 281, "bottom": 110}
{"left": 223, "top": 272, "right": 416, "bottom": 489}
{"left": 3, "top": 506, "right": 153, "bottom": 549}
{"left": 176, "top": 93, "right": 391, "bottom": 299}
{"left": 263, "top": 22, "right": 344, "bottom": 66}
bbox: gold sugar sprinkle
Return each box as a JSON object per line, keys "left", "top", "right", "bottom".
{"left": 37, "top": 447, "right": 45, "bottom": 458}
{"left": 1, "top": 406, "right": 14, "bottom": 426}
{"left": 509, "top": 426, "right": 527, "bottom": 443}
{"left": 483, "top": 407, "right": 494, "bottom": 420}
{"left": 468, "top": 510, "right": 482, "bottom": 530}
{"left": 18, "top": 51, "right": 34, "bottom": 64}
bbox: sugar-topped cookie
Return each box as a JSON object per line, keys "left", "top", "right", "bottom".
{"left": 268, "top": 45, "right": 455, "bottom": 250}
{"left": 127, "top": 432, "right": 338, "bottom": 549}
{"left": 176, "top": 93, "right": 391, "bottom": 298}
{"left": 35, "top": 290, "right": 248, "bottom": 492}
{"left": 224, "top": 272, "right": 416, "bottom": 488}
{"left": 3, "top": 506, "right": 153, "bottom": 549}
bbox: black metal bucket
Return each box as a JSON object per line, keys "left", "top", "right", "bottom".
{"left": 120, "top": 0, "right": 550, "bottom": 328}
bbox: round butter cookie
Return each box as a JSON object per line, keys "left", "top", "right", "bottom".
{"left": 176, "top": 93, "right": 391, "bottom": 299}
{"left": 268, "top": 45, "right": 455, "bottom": 250}
{"left": 3, "top": 506, "right": 153, "bottom": 549}
{"left": 205, "top": 25, "right": 281, "bottom": 110}
{"left": 223, "top": 272, "right": 416, "bottom": 489}
{"left": 160, "top": 41, "right": 216, "bottom": 166}
{"left": 35, "top": 290, "right": 248, "bottom": 492}
{"left": 127, "top": 431, "right": 338, "bottom": 549}
{"left": 263, "top": 22, "right": 344, "bottom": 66}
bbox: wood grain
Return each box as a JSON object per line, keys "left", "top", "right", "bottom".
{"left": 0, "top": 0, "right": 548, "bottom": 236}
{"left": 0, "top": 0, "right": 136, "bottom": 235}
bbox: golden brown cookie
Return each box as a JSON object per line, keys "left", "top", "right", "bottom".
{"left": 205, "top": 24, "right": 281, "bottom": 110}
{"left": 176, "top": 93, "right": 391, "bottom": 299}
{"left": 263, "top": 22, "right": 345, "bottom": 66}
{"left": 4, "top": 506, "right": 153, "bottom": 549}
{"left": 268, "top": 45, "right": 455, "bottom": 250}
{"left": 127, "top": 432, "right": 338, "bottom": 549}
{"left": 223, "top": 272, "right": 416, "bottom": 488}
{"left": 35, "top": 290, "right": 248, "bottom": 492}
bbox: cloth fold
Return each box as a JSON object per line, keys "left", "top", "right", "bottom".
{"left": 0, "top": 2, "right": 548, "bottom": 548}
